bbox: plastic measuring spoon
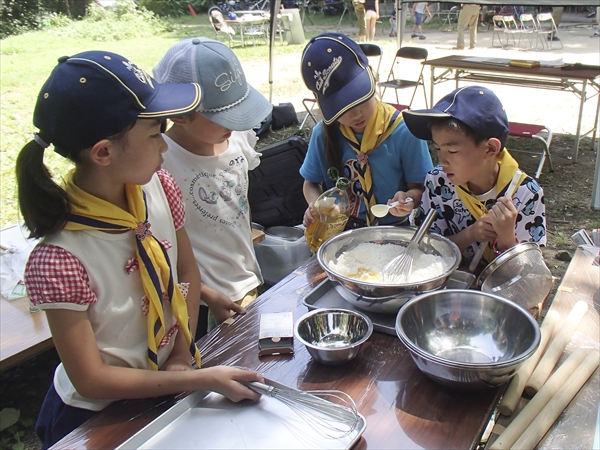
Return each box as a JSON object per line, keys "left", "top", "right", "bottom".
{"left": 371, "top": 197, "right": 413, "bottom": 218}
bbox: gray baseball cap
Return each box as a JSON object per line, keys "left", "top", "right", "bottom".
{"left": 153, "top": 37, "right": 272, "bottom": 131}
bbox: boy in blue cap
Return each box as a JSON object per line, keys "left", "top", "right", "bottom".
{"left": 402, "top": 86, "right": 546, "bottom": 269}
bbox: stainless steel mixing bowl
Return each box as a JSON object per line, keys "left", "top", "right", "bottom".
{"left": 396, "top": 289, "right": 541, "bottom": 390}
{"left": 295, "top": 308, "right": 373, "bottom": 366}
{"left": 316, "top": 226, "right": 461, "bottom": 314}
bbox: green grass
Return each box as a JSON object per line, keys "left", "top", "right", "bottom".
{"left": 0, "top": 12, "right": 311, "bottom": 229}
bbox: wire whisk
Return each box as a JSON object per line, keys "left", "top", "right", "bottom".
{"left": 383, "top": 209, "right": 438, "bottom": 284}
{"left": 246, "top": 380, "right": 361, "bottom": 439}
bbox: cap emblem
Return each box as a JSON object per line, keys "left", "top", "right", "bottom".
{"left": 123, "top": 60, "right": 154, "bottom": 89}
{"left": 215, "top": 60, "right": 244, "bottom": 92}
{"left": 314, "top": 55, "right": 342, "bottom": 95}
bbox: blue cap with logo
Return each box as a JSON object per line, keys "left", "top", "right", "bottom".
{"left": 301, "top": 33, "right": 375, "bottom": 124}
{"left": 402, "top": 86, "right": 509, "bottom": 147}
{"left": 33, "top": 51, "right": 202, "bottom": 157}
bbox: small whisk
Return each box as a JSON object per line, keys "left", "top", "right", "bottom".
{"left": 246, "top": 380, "right": 360, "bottom": 439}
{"left": 383, "top": 209, "right": 438, "bottom": 284}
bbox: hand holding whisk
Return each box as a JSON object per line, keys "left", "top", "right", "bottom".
{"left": 245, "top": 380, "right": 360, "bottom": 439}
{"left": 382, "top": 209, "right": 438, "bottom": 284}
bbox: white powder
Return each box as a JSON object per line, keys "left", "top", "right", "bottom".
{"left": 329, "top": 242, "right": 451, "bottom": 284}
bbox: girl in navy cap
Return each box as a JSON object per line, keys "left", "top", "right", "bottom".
{"left": 16, "top": 51, "right": 263, "bottom": 449}
{"left": 300, "top": 33, "right": 433, "bottom": 229}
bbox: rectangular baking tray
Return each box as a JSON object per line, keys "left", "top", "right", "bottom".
{"left": 117, "top": 378, "right": 366, "bottom": 449}
{"left": 302, "top": 271, "right": 476, "bottom": 336}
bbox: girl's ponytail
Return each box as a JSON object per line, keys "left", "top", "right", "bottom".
{"left": 16, "top": 138, "right": 70, "bottom": 239}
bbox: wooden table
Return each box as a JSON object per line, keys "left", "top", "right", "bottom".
{"left": 489, "top": 245, "right": 600, "bottom": 448}
{"left": 0, "top": 295, "right": 52, "bottom": 372}
{"left": 422, "top": 55, "right": 600, "bottom": 163}
{"left": 53, "top": 257, "right": 503, "bottom": 449}
{"left": 0, "top": 230, "right": 265, "bottom": 373}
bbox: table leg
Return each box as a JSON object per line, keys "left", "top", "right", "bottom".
{"left": 430, "top": 66, "right": 435, "bottom": 105}
{"left": 337, "top": 6, "right": 348, "bottom": 31}
{"left": 573, "top": 79, "right": 588, "bottom": 163}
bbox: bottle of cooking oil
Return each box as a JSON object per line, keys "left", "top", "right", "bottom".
{"left": 305, "top": 168, "right": 350, "bottom": 252}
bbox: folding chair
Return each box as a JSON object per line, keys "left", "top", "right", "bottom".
{"left": 359, "top": 43, "right": 383, "bottom": 97}
{"left": 518, "top": 13, "right": 538, "bottom": 50}
{"left": 299, "top": 94, "right": 320, "bottom": 130}
{"left": 491, "top": 15, "right": 507, "bottom": 48}
{"left": 508, "top": 122, "right": 554, "bottom": 179}
{"left": 536, "top": 13, "right": 563, "bottom": 50}
{"left": 501, "top": 15, "right": 521, "bottom": 48}
{"left": 379, "top": 46, "right": 428, "bottom": 109}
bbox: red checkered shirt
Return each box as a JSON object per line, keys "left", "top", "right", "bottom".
{"left": 25, "top": 169, "right": 185, "bottom": 307}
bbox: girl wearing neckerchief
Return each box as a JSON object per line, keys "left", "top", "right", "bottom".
{"left": 16, "top": 51, "right": 263, "bottom": 449}
{"left": 299, "top": 33, "right": 433, "bottom": 230}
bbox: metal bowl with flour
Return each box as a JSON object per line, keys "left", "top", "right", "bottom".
{"left": 316, "top": 226, "right": 461, "bottom": 314}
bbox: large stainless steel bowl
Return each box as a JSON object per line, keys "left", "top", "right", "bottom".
{"left": 316, "top": 226, "right": 461, "bottom": 314}
{"left": 396, "top": 289, "right": 541, "bottom": 390}
{"left": 295, "top": 308, "right": 373, "bottom": 366}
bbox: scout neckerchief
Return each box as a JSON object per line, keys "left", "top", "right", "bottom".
{"left": 63, "top": 171, "right": 201, "bottom": 370}
{"left": 339, "top": 101, "right": 403, "bottom": 225}
{"left": 457, "top": 149, "right": 527, "bottom": 262}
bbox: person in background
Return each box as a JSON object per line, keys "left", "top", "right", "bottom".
{"left": 153, "top": 37, "right": 272, "bottom": 336}
{"left": 411, "top": 2, "right": 432, "bottom": 40}
{"left": 353, "top": 0, "right": 367, "bottom": 42}
{"left": 550, "top": 6, "right": 563, "bottom": 41}
{"left": 17, "top": 50, "right": 263, "bottom": 449}
{"left": 455, "top": 3, "right": 481, "bottom": 50}
{"left": 402, "top": 86, "right": 546, "bottom": 270}
{"left": 299, "top": 33, "right": 433, "bottom": 230}
{"left": 364, "top": 0, "right": 379, "bottom": 41}
{"left": 389, "top": 8, "right": 397, "bottom": 37}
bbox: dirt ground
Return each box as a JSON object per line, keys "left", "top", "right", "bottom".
{"left": 1, "top": 12, "right": 599, "bottom": 450}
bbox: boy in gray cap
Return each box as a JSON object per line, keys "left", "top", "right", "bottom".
{"left": 402, "top": 86, "right": 546, "bottom": 270}
{"left": 154, "top": 37, "right": 272, "bottom": 335}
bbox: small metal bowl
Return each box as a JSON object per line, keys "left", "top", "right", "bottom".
{"left": 396, "top": 289, "right": 541, "bottom": 390}
{"left": 295, "top": 308, "right": 373, "bottom": 366}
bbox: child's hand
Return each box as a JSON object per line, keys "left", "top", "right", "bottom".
{"left": 203, "top": 366, "right": 264, "bottom": 403}
{"left": 470, "top": 215, "right": 497, "bottom": 243}
{"left": 488, "top": 197, "right": 518, "bottom": 249}
{"left": 202, "top": 285, "right": 246, "bottom": 325}
{"left": 303, "top": 203, "right": 316, "bottom": 228}
{"left": 388, "top": 193, "right": 414, "bottom": 217}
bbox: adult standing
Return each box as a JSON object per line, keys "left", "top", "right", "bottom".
{"left": 550, "top": 7, "right": 563, "bottom": 41}
{"left": 365, "top": 0, "right": 379, "bottom": 41}
{"left": 411, "top": 2, "right": 432, "bottom": 40}
{"left": 455, "top": 3, "right": 480, "bottom": 50}
{"left": 353, "top": 0, "right": 367, "bottom": 42}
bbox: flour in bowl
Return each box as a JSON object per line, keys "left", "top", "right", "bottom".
{"left": 329, "top": 242, "right": 450, "bottom": 283}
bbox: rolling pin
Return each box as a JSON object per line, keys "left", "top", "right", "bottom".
{"left": 525, "top": 301, "right": 588, "bottom": 396}
{"left": 498, "top": 310, "right": 560, "bottom": 416}
{"left": 510, "top": 350, "right": 600, "bottom": 450}
{"left": 489, "top": 348, "right": 588, "bottom": 450}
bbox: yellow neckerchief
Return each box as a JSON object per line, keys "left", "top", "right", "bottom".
{"left": 457, "top": 149, "right": 527, "bottom": 262}
{"left": 63, "top": 171, "right": 201, "bottom": 370}
{"left": 339, "top": 100, "right": 403, "bottom": 225}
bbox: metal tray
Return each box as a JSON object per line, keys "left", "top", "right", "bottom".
{"left": 302, "top": 271, "right": 476, "bottom": 336}
{"left": 117, "top": 378, "right": 366, "bottom": 449}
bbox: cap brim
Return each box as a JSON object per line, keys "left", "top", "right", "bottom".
{"left": 321, "top": 69, "right": 375, "bottom": 124}
{"left": 139, "top": 83, "right": 202, "bottom": 119}
{"left": 200, "top": 86, "right": 273, "bottom": 131}
{"left": 401, "top": 109, "right": 451, "bottom": 141}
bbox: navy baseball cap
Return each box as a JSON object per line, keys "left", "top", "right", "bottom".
{"left": 301, "top": 33, "right": 375, "bottom": 125}
{"left": 33, "top": 51, "right": 202, "bottom": 157}
{"left": 402, "top": 86, "right": 509, "bottom": 147}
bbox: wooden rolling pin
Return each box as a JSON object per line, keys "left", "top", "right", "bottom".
{"left": 498, "top": 310, "right": 560, "bottom": 416}
{"left": 489, "top": 348, "right": 587, "bottom": 450}
{"left": 510, "top": 350, "right": 600, "bottom": 450}
{"left": 525, "top": 301, "right": 588, "bottom": 396}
